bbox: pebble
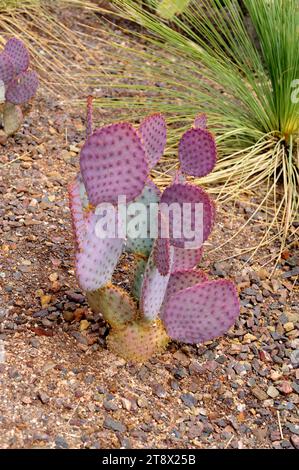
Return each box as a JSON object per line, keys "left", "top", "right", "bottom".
{"left": 66, "top": 291, "right": 85, "bottom": 303}
{"left": 55, "top": 436, "right": 69, "bottom": 449}
{"left": 152, "top": 384, "right": 167, "bottom": 398}
{"left": 63, "top": 311, "right": 75, "bottom": 322}
{"left": 103, "top": 416, "right": 127, "bottom": 433}
{"left": 137, "top": 397, "right": 148, "bottom": 408}
{"left": 181, "top": 393, "right": 197, "bottom": 408}
{"left": 37, "top": 391, "right": 50, "bottom": 404}
{"left": 277, "top": 381, "right": 293, "bottom": 395}
{"left": 251, "top": 386, "right": 268, "bottom": 401}
{"left": 290, "top": 435, "right": 299, "bottom": 449}
{"left": 287, "top": 424, "right": 299, "bottom": 435}
{"left": 71, "top": 331, "right": 88, "bottom": 345}
{"left": 267, "top": 386, "right": 280, "bottom": 399}
{"left": 121, "top": 398, "right": 132, "bottom": 411}
{"left": 29, "top": 338, "right": 39, "bottom": 349}
{"left": 79, "top": 320, "right": 90, "bottom": 331}
{"left": 284, "top": 322, "right": 294, "bottom": 332}
{"left": 103, "top": 399, "right": 118, "bottom": 411}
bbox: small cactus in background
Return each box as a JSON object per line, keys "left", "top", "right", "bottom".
{"left": 68, "top": 101, "right": 240, "bottom": 362}
{"left": 0, "top": 37, "right": 38, "bottom": 142}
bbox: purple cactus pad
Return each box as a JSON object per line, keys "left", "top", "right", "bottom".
{"left": 179, "top": 128, "right": 217, "bottom": 177}
{"left": 80, "top": 122, "right": 149, "bottom": 206}
{"left": 4, "top": 37, "right": 30, "bottom": 74}
{"left": 138, "top": 113, "right": 167, "bottom": 169}
{"left": 163, "top": 279, "right": 240, "bottom": 344}
{"left": 5, "top": 70, "right": 38, "bottom": 105}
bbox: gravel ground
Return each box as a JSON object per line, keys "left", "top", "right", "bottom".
{"left": 0, "top": 10, "right": 298, "bottom": 449}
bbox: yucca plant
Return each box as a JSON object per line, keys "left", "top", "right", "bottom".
{"left": 89, "top": 0, "right": 298, "bottom": 261}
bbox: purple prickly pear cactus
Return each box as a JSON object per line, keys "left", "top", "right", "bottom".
{"left": 0, "top": 36, "right": 38, "bottom": 140}
{"left": 68, "top": 102, "right": 240, "bottom": 362}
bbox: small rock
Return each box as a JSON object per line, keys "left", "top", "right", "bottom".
{"left": 251, "top": 386, "right": 268, "bottom": 401}
{"left": 277, "top": 381, "right": 293, "bottom": 395}
{"left": 287, "top": 424, "right": 299, "bottom": 435}
{"left": 55, "top": 436, "right": 69, "bottom": 449}
{"left": 267, "top": 386, "right": 280, "bottom": 399}
{"left": 79, "top": 319, "right": 90, "bottom": 331}
{"left": 284, "top": 322, "right": 294, "bottom": 332}
{"left": 188, "top": 423, "right": 204, "bottom": 439}
{"left": 40, "top": 295, "right": 52, "bottom": 308}
{"left": 37, "top": 391, "right": 50, "bottom": 404}
{"left": 281, "top": 267, "right": 299, "bottom": 278}
{"left": 63, "top": 311, "right": 74, "bottom": 322}
{"left": 290, "top": 435, "right": 299, "bottom": 449}
{"left": 270, "top": 370, "right": 282, "bottom": 381}
{"left": 103, "top": 399, "right": 118, "bottom": 411}
{"left": 29, "top": 338, "right": 39, "bottom": 349}
{"left": 137, "top": 397, "right": 148, "bottom": 408}
{"left": 121, "top": 398, "right": 132, "bottom": 411}
{"left": 152, "top": 384, "right": 167, "bottom": 398}
{"left": 243, "top": 333, "right": 257, "bottom": 343}
{"left": 71, "top": 331, "right": 88, "bottom": 345}
{"left": 49, "top": 272, "right": 58, "bottom": 282}
{"left": 65, "top": 291, "right": 85, "bottom": 303}
{"left": 22, "top": 397, "right": 32, "bottom": 405}
{"left": 103, "top": 416, "right": 127, "bottom": 433}
{"left": 181, "top": 393, "right": 197, "bottom": 408}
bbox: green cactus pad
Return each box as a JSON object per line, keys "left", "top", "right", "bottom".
{"left": 87, "top": 284, "right": 138, "bottom": 328}
{"left": 131, "top": 258, "right": 147, "bottom": 302}
{"left": 107, "top": 319, "right": 169, "bottom": 363}
{"left": 125, "top": 179, "right": 161, "bottom": 256}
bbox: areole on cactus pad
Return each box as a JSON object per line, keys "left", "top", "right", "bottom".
{"left": 68, "top": 98, "right": 240, "bottom": 362}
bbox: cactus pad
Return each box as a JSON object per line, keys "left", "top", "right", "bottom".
{"left": 4, "top": 37, "right": 30, "bottom": 74}
{"left": 80, "top": 122, "right": 148, "bottom": 206}
{"left": 172, "top": 245, "right": 203, "bottom": 272}
{"left": 160, "top": 269, "right": 208, "bottom": 319}
{"left": 140, "top": 247, "right": 173, "bottom": 321}
{"left": 165, "top": 269, "right": 208, "bottom": 300}
{"left": 132, "top": 258, "right": 147, "bottom": 302}
{"left": 3, "top": 102, "right": 23, "bottom": 136}
{"left": 0, "top": 52, "right": 15, "bottom": 84}
{"left": 87, "top": 284, "right": 138, "bottom": 328}
{"left": 194, "top": 113, "right": 207, "bottom": 129}
{"left": 5, "top": 70, "right": 39, "bottom": 105}
{"left": 163, "top": 279, "right": 240, "bottom": 344}
{"left": 107, "top": 319, "right": 169, "bottom": 362}
{"left": 125, "top": 179, "right": 161, "bottom": 256}
{"left": 76, "top": 211, "right": 124, "bottom": 291}
{"left": 68, "top": 175, "right": 89, "bottom": 249}
{"left": 160, "top": 182, "right": 214, "bottom": 248}
{"left": 178, "top": 128, "right": 217, "bottom": 177}
{"left": 138, "top": 113, "right": 167, "bottom": 169}
{"left": 153, "top": 236, "right": 171, "bottom": 276}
